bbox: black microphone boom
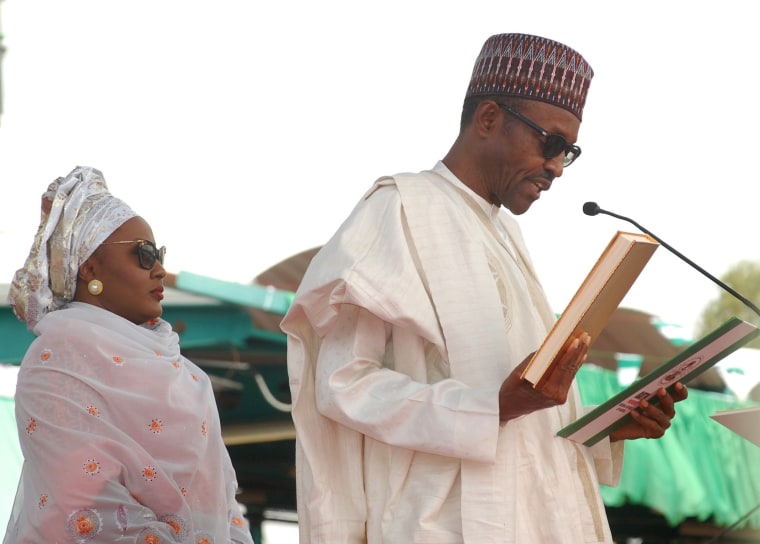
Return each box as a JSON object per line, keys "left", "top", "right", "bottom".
{"left": 582, "top": 201, "right": 760, "bottom": 318}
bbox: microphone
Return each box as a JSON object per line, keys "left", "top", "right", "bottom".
{"left": 582, "top": 201, "right": 760, "bottom": 317}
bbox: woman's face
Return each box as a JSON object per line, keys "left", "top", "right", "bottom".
{"left": 78, "top": 216, "right": 167, "bottom": 325}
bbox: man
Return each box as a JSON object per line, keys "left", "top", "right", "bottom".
{"left": 281, "top": 33, "right": 687, "bottom": 543}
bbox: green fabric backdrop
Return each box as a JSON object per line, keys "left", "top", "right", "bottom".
{"left": 577, "top": 365, "right": 760, "bottom": 529}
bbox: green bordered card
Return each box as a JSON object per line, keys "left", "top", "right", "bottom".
{"left": 558, "top": 317, "right": 760, "bottom": 446}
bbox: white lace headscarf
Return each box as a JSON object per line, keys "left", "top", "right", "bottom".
{"left": 8, "top": 166, "right": 137, "bottom": 330}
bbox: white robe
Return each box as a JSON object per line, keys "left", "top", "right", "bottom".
{"left": 281, "top": 162, "right": 623, "bottom": 543}
{"left": 3, "top": 302, "right": 253, "bottom": 544}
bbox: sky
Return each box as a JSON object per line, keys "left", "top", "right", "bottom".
{"left": 1, "top": 0, "right": 759, "bottom": 345}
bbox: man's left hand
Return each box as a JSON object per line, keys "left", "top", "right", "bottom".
{"left": 609, "top": 383, "right": 688, "bottom": 441}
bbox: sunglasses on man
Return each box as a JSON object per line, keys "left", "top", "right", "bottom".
{"left": 498, "top": 104, "right": 581, "bottom": 167}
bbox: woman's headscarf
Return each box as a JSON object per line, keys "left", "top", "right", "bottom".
{"left": 8, "top": 166, "right": 137, "bottom": 330}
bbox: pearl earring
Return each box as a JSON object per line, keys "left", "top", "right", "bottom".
{"left": 87, "top": 279, "right": 103, "bottom": 296}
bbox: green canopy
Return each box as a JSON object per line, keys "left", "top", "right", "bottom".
{"left": 579, "top": 364, "right": 760, "bottom": 530}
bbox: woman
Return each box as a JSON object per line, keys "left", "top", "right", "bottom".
{"left": 4, "top": 166, "right": 253, "bottom": 544}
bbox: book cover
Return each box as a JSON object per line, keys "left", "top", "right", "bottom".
{"left": 558, "top": 317, "right": 760, "bottom": 446}
{"left": 710, "top": 405, "right": 760, "bottom": 447}
{"left": 521, "top": 231, "right": 659, "bottom": 386}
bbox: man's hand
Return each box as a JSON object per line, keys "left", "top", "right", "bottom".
{"left": 499, "top": 332, "right": 590, "bottom": 422}
{"left": 609, "top": 383, "right": 689, "bottom": 441}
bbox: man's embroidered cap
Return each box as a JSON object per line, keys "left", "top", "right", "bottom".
{"left": 466, "top": 33, "right": 593, "bottom": 120}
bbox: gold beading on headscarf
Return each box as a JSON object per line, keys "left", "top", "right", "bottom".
{"left": 8, "top": 166, "right": 137, "bottom": 330}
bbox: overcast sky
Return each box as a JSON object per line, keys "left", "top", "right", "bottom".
{"left": 1, "top": 1, "right": 759, "bottom": 341}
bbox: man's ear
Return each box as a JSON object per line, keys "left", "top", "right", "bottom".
{"left": 474, "top": 100, "right": 500, "bottom": 137}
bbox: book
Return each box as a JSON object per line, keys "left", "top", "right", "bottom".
{"left": 558, "top": 317, "right": 760, "bottom": 446}
{"left": 710, "top": 405, "right": 760, "bottom": 447}
{"left": 521, "top": 231, "right": 659, "bottom": 386}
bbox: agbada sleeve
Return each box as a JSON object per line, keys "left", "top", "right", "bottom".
{"left": 314, "top": 303, "right": 502, "bottom": 463}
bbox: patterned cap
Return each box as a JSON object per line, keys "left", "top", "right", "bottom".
{"left": 466, "top": 33, "right": 594, "bottom": 120}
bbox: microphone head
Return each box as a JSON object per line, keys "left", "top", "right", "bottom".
{"left": 583, "top": 201, "right": 601, "bottom": 216}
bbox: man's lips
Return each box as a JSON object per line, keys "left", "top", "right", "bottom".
{"left": 150, "top": 287, "right": 164, "bottom": 300}
{"left": 532, "top": 177, "right": 552, "bottom": 192}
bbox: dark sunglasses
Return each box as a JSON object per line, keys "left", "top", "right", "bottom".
{"left": 498, "top": 104, "right": 581, "bottom": 167}
{"left": 100, "top": 239, "right": 166, "bottom": 270}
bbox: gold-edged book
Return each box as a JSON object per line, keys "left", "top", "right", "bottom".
{"left": 521, "top": 231, "right": 659, "bottom": 387}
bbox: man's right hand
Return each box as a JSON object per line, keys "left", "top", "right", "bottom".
{"left": 498, "top": 332, "right": 590, "bottom": 422}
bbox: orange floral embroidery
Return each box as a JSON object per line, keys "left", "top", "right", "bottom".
{"left": 180, "top": 487, "right": 188, "bottom": 496}
{"left": 149, "top": 418, "right": 163, "bottom": 434}
{"left": 137, "top": 529, "right": 162, "bottom": 544}
{"left": 191, "top": 374, "right": 199, "bottom": 381}
{"left": 196, "top": 537, "right": 211, "bottom": 544}
{"left": 171, "top": 361, "right": 181, "bottom": 369}
{"left": 112, "top": 355, "right": 124, "bottom": 365}
{"left": 38, "top": 494, "right": 48, "bottom": 509}
{"left": 158, "top": 515, "right": 188, "bottom": 539}
{"left": 40, "top": 349, "right": 52, "bottom": 363}
{"left": 231, "top": 516, "right": 245, "bottom": 527}
{"left": 83, "top": 459, "right": 101, "bottom": 476}
{"left": 25, "top": 417, "right": 37, "bottom": 435}
{"left": 86, "top": 405, "right": 100, "bottom": 417}
{"left": 201, "top": 420, "right": 207, "bottom": 437}
{"left": 65, "top": 508, "right": 102, "bottom": 540}
{"left": 76, "top": 515, "right": 94, "bottom": 534}
{"left": 142, "top": 465, "right": 157, "bottom": 482}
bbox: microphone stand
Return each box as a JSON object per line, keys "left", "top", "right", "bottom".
{"left": 587, "top": 204, "right": 760, "bottom": 543}
{"left": 593, "top": 207, "right": 760, "bottom": 318}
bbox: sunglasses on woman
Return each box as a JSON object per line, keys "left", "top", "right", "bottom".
{"left": 100, "top": 239, "right": 166, "bottom": 270}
